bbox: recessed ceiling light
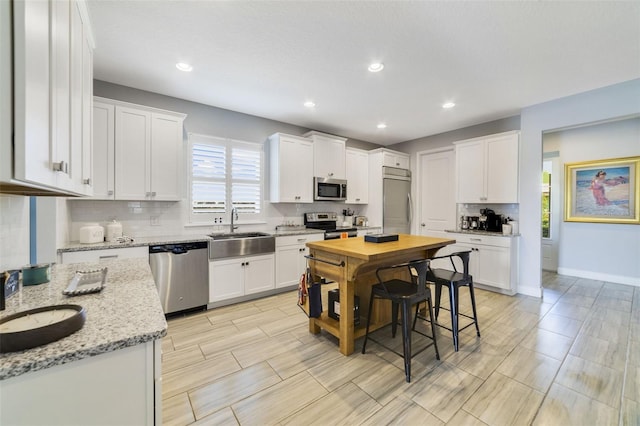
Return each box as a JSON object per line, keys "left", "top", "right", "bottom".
{"left": 377, "top": 123, "right": 387, "bottom": 129}
{"left": 442, "top": 102, "right": 456, "bottom": 109}
{"left": 176, "top": 62, "right": 193, "bottom": 72}
{"left": 304, "top": 101, "right": 316, "bottom": 108}
{"left": 368, "top": 62, "right": 384, "bottom": 73}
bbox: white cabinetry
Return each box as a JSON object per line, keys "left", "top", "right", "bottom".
{"left": 59, "top": 246, "right": 148, "bottom": 264}
{"left": 381, "top": 149, "right": 410, "bottom": 169}
{"left": 1, "top": 0, "right": 94, "bottom": 196}
{"left": 356, "top": 227, "right": 381, "bottom": 237}
{"left": 91, "top": 101, "right": 115, "bottom": 199}
{"left": 209, "top": 254, "right": 275, "bottom": 302}
{"left": 275, "top": 234, "right": 323, "bottom": 288}
{"left": 455, "top": 131, "right": 519, "bottom": 203}
{"left": 91, "top": 97, "right": 186, "bottom": 201}
{"left": 441, "top": 233, "right": 518, "bottom": 295}
{"left": 269, "top": 133, "right": 314, "bottom": 203}
{"left": 304, "top": 131, "right": 347, "bottom": 179}
{"left": 345, "top": 148, "right": 369, "bottom": 204}
{"left": 0, "top": 341, "right": 159, "bottom": 425}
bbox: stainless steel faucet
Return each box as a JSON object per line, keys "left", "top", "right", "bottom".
{"left": 230, "top": 207, "right": 239, "bottom": 232}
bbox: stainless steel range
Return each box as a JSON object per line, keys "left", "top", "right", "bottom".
{"left": 304, "top": 212, "right": 358, "bottom": 240}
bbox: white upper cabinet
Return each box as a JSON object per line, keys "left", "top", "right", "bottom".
{"left": 92, "top": 97, "right": 186, "bottom": 201}
{"left": 115, "top": 106, "right": 151, "bottom": 200}
{"left": 455, "top": 131, "right": 519, "bottom": 204}
{"left": 369, "top": 148, "right": 410, "bottom": 170}
{"left": 382, "top": 150, "right": 410, "bottom": 169}
{"left": 1, "top": 0, "right": 94, "bottom": 196}
{"left": 304, "top": 131, "right": 347, "bottom": 179}
{"left": 91, "top": 101, "right": 115, "bottom": 199}
{"left": 269, "top": 133, "right": 314, "bottom": 203}
{"left": 345, "top": 147, "right": 369, "bottom": 204}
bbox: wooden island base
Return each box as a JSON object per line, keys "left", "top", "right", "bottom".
{"left": 306, "top": 234, "right": 455, "bottom": 355}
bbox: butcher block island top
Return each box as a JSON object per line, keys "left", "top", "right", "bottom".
{"left": 306, "top": 234, "right": 455, "bottom": 355}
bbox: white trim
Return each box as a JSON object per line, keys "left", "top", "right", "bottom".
{"left": 516, "top": 284, "right": 543, "bottom": 298}
{"left": 557, "top": 267, "right": 640, "bottom": 287}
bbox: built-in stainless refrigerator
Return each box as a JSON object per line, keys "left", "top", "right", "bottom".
{"left": 383, "top": 166, "right": 412, "bottom": 234}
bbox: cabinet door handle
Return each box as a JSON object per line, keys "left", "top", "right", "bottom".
{"left": 107, "top": 190, "right": 114, "bottom": 195}
{"left": 355, "top": 198, "right": 360, "bottom": 202}
{"left": 83, "top": 178, "right": 91, "bottom": 185}
{"left": 99, "top": 255, "right": 118, "bottom": 260}
{"left": 151, "top": 191, "right": 156, "bottom": 196}
{"left": 470, "top": 238, "right": 482, "bottom": 241}
{"left": 297, "top": 238, "right": 306, "bottom": 243}
{"left": 52, "top": 161, "right": 68, "bottom": 174}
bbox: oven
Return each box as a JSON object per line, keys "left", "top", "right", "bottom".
{"left": 304, "top": 212, "right": 357, "bottom": 240}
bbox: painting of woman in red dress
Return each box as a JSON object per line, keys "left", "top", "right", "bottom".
{"left": 589, "top": 170, "right": 611, "bottom": 206}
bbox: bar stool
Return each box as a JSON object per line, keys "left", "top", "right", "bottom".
{"left": 424, "top": 251, "right": 480, "bottom": 351}
{"left": 361, "top": 259, "right": 440, "bottom": 382}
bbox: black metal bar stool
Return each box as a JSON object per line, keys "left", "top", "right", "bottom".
{"left": 361, "top": 259, "right": 440, "bottom": 382}
{"left": 425, "top": 251, "right": 480, "bottom": 351}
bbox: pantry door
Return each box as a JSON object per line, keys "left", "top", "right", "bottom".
{"left": 417, "top": 148, "right": 456, "bottom": 238}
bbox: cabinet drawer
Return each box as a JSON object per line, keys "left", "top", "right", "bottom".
{"left": 275, "top": 234, "right": 323, "bottom": 247}
{"left": 447, "top": 233, "right": 511, "bottom": 248}
{"left": 60, "top": 246, "right": 148, "bottom": 264}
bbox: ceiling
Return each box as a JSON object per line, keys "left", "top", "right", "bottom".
{"left": 87, "top": 1, "right": 640, "bottom": 145}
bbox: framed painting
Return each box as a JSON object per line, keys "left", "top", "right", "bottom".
{"left": 564, "top": 156, "right": 640, "bottom": 224}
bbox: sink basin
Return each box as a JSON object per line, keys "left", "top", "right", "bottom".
{"left": 208, "top": 232, "right": 275, "bottom": 259}
{"left": 208, "top": 232, "right": 272, "bottom": 240}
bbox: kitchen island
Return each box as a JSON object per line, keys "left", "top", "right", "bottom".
{"left": 0, "top": 258, "right": 167, "bottom": 425}
{"left": 306, "top": 234, "right": 455, "bottom": 355}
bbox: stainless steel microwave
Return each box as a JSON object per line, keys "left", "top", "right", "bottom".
{"left": 314, "top": 177, "right": 347, "bottom": 201}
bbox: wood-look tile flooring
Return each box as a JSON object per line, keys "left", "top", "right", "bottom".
{"left": 161, "top": 272, "right": 640, "bottom": 425}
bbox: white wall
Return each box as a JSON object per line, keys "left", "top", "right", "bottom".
{"left": 520, "top": 78, "right": 640, "bottom": 295}
{"left": 0, "top": 195, "right": 30, "bottom": 271}
{"left": 544, "top": 118, "right": 640, "bottom": 285}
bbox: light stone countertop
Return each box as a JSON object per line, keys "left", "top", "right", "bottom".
{"left": 0, "top": 258, "right": 167, "bottom": 380}
{"left": 445, "top": 229, "right": 521, "bottom": 238}
{"left": 58, "top": 230, "right": 326, "bottom": 253}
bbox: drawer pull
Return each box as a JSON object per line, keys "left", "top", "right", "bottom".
{"left": 99, "top": 255, "right": 118, "bottom": 260}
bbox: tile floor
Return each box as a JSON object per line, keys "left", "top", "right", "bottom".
{"left": 161, "top": 272, "right": 640, "bottom": 425}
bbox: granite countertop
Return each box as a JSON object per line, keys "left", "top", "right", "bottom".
{"left": 58, "top": 234, "right": 211, "bottom": 253}
{"left": 0, "top": 258, "right": 167, "bottom": 380}
{"left": 445, "top": 229, "right": 521, "bottom": 237}
{"left": 58, "top": 231, "right": 327, "bottom": 253}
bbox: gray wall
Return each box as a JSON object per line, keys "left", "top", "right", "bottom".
{"left": 94, "top": 80, "right": 380, "bottom": 150}
{"left": 388, "top": 115, "right": 521, "bottom": 154}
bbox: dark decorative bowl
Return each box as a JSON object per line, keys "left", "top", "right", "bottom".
{"left": 0, "top": 304, "right": 86, "bottom": 353}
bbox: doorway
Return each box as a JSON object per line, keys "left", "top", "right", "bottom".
{"left": 541, "top": 156, "right": 560, "bottom": 271}
{"left": 416, "top": 148, "right": 456, "bottom": 237}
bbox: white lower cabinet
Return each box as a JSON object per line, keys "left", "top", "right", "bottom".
{"left": 356, "top": 227, "right": 381, "bottom": 237}
{"left": 435, "top": 233, "right": 518, "bottom": 295}
{"left": 275, "top": 234, "right": 323, "bottom": 288}
{"left": 0, "top": 341, "right": 160, "bottom": 426}
{"left": 59, "top": 246, "right": 148, "bottom": 264}
{"left": 209, "top": 254, "right": 275, "bottom": 302}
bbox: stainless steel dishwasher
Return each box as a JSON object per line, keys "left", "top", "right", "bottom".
{"left": 149, "top": 241, "right": 209, "bottom": 315}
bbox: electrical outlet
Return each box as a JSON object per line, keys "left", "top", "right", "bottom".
{"left": 150, "top": 216, "right": 160, "bottom": 226}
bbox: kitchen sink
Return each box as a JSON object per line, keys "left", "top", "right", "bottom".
{"left": 208, "top": 232, "right": 272, "bottom": 240}
{"left": 208, "top": 232, "right": 275, "bottom": 259}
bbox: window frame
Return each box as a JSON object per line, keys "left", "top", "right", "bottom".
{"left": 187, "top": 133, "right": 264, "bottom": 225}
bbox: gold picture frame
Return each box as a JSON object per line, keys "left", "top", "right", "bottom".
{"left": 564, "top": 156, "right": 640, "bottom": 224}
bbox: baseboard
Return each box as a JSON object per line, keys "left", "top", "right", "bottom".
{"left": 557, "top": 267, "right": 640, "bottom": 287}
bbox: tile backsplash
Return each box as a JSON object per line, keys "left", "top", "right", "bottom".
{"left": 0, "top": 195, "right": 30, "bottom": 270}
{"left": 66, "top": 199, "right": 367, "bottom": 242}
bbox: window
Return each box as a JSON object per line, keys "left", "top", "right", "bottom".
{"left": 189, "top": 133, "right": 263, "bottom": 223}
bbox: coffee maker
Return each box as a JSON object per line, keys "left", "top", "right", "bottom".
{"left": 480, "top": 208, "right": 503, "bottom": 232}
